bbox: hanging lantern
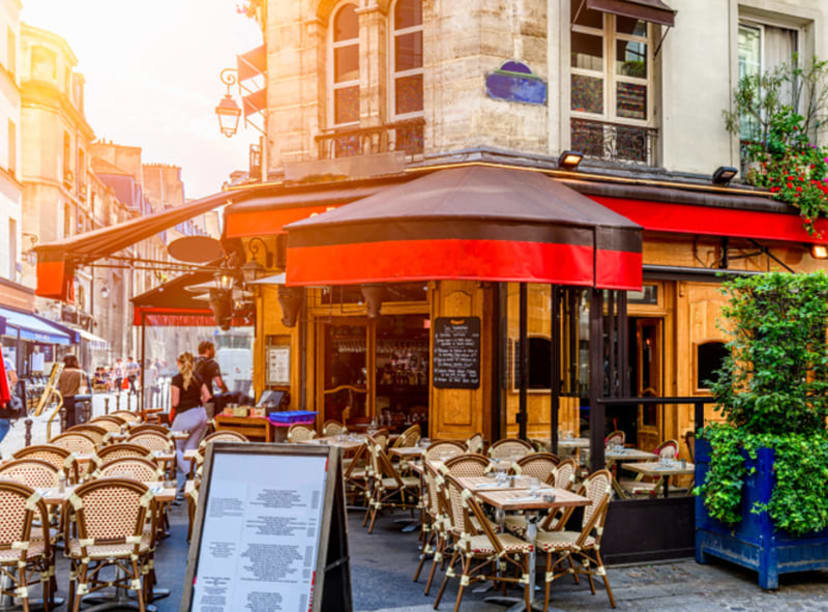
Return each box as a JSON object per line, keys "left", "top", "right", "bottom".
{"left": 277, "top": 286, "right": 304, "bottom": 328}
{"left": 361, "top": 284, "right": 385, "bottom": 318}
{"left": 208, "top": 288, "right": 233, "bottom": 331}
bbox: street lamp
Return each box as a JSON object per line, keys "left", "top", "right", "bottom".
{"left": 215, "top": 68, "right": 241, "bottom": 138}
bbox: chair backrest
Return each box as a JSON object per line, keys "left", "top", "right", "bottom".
{"left": 442, "top": 473, "right": 475, "bottom": 537}
{"left": 13, "top": 444, "right": 77, "bottom": 481}
{"left": 66, "top": 425, "right": 108, "bottom": 446}
{"left": 99, "top": 457, "right": 162, "bottom": 482}
{"left": 422, "top": 461, "right": 443, "bottom": 522}
{"left": 200, "top": 431, "right": 249, "bottom": 449}
{"left": 49, "top": 432, "right": 96, "bottom": 455}
{"left": 323, "top": 420, "right": 347, "bottom": 437}
{"left": 0, "top": 481, "right": 49, "bottom": 560}
{"left": 88, "top": 417, "right": 122, "bottom": 434}
{"left": 110, "top": 411, "right": 141, "bottom": 423}
{"left": 655, "top": 439, "right": 679, "bottom": 459}
{"left": 425, "top": 440, "right": 466, "bottom": 462}
{"left": 604, "top": 430, "right": 625, "bottom": 446}
{"left": 0, "top": 458, "right": 60, "bottom": 488}
{"left": 488, "top": 438, "right": 533, "bottom": 460}
{"left": 99, "top": 414, "right": 127, "bottom": 426}
{"left": 580, "top": 469, "right": 612, "bottom": 530}
{"left": 287, "top": 424, "right": 316, "bottom": 443}
{"left": 465, "top": 433, "right": 484, "bottom": 454}
{"left": 684, "top": 431, "right": 696, "bottom": 463}
{"left": 68, "top": 478, "right": 150, "bottom": 552}
{"left": 443, "top": 454, "right": 489, "bottom": 477}
{"left": 515, "top": 453, "right": 559, "bottom": 482}
{"left": 97, "top": 443, "right": 152, "bottom": 463}
{"left": 372, "top": 429, "right": 389, "bottom": 450}
{"left": 129, "top": 424, "right": 169, "bottom": 437}
{"left": 550, "top": 458, "right": 578, "bottom": 490}
{"left": 366, "top": 436, "right": 402, "bottom": 487}
{"left": 394, "top": 424, "right": 421, "bottom": 448}
{"left": 128, "top": 431, "right": 172, "bottom": 452}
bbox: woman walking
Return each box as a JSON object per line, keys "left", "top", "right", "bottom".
{"left": 58, "top": 355, "right": 90, "bottom": 428}
{"left": 170, "top": 352, "right": 210, "bottom": 474}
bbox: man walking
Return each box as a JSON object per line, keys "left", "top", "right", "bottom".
{"left": 125, "top": 356, "right": 140, "bottom": 396}
{"left": 195, "top": 341, "right": 228, "bottom": 418}
{"left": 112, "top": 358, "right": 124, "bottom": 393}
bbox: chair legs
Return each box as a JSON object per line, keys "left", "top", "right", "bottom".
{"left": 433, "top": 548, "right": 458, "bottom": 610}
{"left": 452, "top": 556, "right": 471, "bottom": 612}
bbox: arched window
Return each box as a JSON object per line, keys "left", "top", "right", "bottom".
{"left": 391, "top": 0, "right": 423, "bottom": 118}
{"left": 330, "top": 3, "right": 359, "bottom": 126}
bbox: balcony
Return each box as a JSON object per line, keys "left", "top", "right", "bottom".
{"left": 316, "top": 118, "right": 425, "bottom": 161}
{"left": 571, "top": 118, "right": 658, "bottom": 167}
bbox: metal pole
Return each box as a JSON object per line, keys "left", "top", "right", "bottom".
{"left": 589, "top": 289, "right": 605, "bottom": 472}
{"left": 550, "top": 285, "right": 560, "bottom": 456}
{"left": 140, "top": 312, "right": 146, "bottom": 418}
{"left": 518, "top": 283, "right": 528, "bottom": 440}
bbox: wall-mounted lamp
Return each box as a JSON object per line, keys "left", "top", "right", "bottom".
{"left": 558, "top": 150, "right": 584, "bottom": 171}
{"left": 247, "top": 236, "right": 274, "bottom": 268}
{"left": 810, "top": 244, "right": 828, "bottom": 259}
{"left": 215, "top": 68, "right": 241, "bottom": 138}
{"left": 277, "top": 286, "right": 304, "bottom": 328}
{"left": 215, "top": 271, "right": 234, "bottom": 291}
{"left": 712, "top": 166, "right": 738, "bottom": 185}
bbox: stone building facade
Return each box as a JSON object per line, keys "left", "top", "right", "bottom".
{"left": 0, "top": 0, "right": 20, "bottom": 290}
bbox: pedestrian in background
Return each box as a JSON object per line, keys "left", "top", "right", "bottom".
{"left": 170, "top": 352, "right": 209, "bottom": 475}
{"left": 58, "top": 355, "right": 90, "bottom": 428}
{"left": 196, "top": 341, "right": 228, "bottom": 418}
{"left": 0, "top": 346, "right": 19, "bottom": 447}
{"left": 112, "top": 358, "right": 124, "bottom": 392}
{"left": 126, "top": 356, "right": 140, "bottom": 395}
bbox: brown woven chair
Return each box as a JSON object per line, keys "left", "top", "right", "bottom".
{"left": 65, "top": 478, "right": 154, "bottom": 612}
{"left": 0, "top": 459, "right": 60, "bottom": 489}
{"left": 392, "top": 423, "right": 421, "bottom": 449}
{"left": 0, "top": 481, "right": 54, "bottom": 611}
{"left": 549, "top": 458, "right": 578, "bottom": 490}
{"left": 110, "top": 411, "right": 141, "bottom": 424}
{"left": 504, "top": 458, "right": 580, "bottom": 539}
{"left": 127, "top": 431, "right": 173, "bottom": 453}
{"left": 96, "top": 444, "right": 153, "bottom": 464}
{"left": 434, "top": 473, "right": 534, "bottom": 611}
{"left": 127, "top": 424, "right": 169, "bottom": 437}
{"left": 98, "top": 457, "right": 163, "bottom": 482}
{"left": 13, "top": 445, "right": 79, "bottom": 484}
{"left": 94, "top": 414, "right": 127, "bottom": 426}
{"left": 424, "top": 440, "right": 466, "bottom": 463}
{"left": 87, "top": 417, "right": 123, "bottom": 435}
{"left": 488, "top": 438, "right": 533, "bottom": 461}
{"left": 604, "top": 430, "right": 625, "bottom": 446}
{"left": 538, "top": 469, "right": 615, "bottom": 609}
{"left": 513, "top": 452, "right": 559, "bottom": 482}
{"left": 323, "top": 420, "right": 347, "bottom": 436}
{"left": 443, "top": 454, "right": 489, "bottom": 477}
{"left": 465, "top": 432, "right": 484, "bottom": 454}
{"left": 287, "top": 424, "right": 316, "bottom": 443}
{"left": 48, "top": 433, "right": 96, "bottom": 456}
{"left": 362, "top": 437, "right": 419, "bottom": 533}
{"left": 199, "top": 431, "right": 248, "bottom": 448}
{"left": 65, "top": 425, "right": 108, "bottom": 447}
{"left": 414, "top": 460, "right": 453, "bottom": 596}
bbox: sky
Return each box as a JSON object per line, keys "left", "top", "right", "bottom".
{"left": 21, "top": 0, "right": 264, "bottom": 199}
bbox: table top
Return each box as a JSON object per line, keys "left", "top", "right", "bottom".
{"left": 389, "top": 447, "right": 425, "bottom": 458}
{"left": 150, "top": 450, "right": 176, "bottom": 462}
{"left": 170, "top": 431, "right": 190, "bottom": 440}
{"left": 475, "top": 487, "right": 590, "bottom": 511}
{"left": 38, "top": 482, "right": 176, "bottom": 505}
{"left": 624, "top": 461, "right": 695, "bottom": 476}
{"left": 183, "top": 449, "right": 199, "bottom": 460}
{"left": 457, "top": 475, "right": 538, "bottom": 491}
{"left": 605, "top": 448, "right": 659, "bottom": 461}
{"left": 558, "top": 438, "right": 591, "bottom": 448}
{"left": 298, "top": 436, "right": 365, "bottom": 450}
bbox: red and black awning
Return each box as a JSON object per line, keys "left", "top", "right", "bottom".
{"left": 284, "top": 166, "right": 643, "bottom": 290}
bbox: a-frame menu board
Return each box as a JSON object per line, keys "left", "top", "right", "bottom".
{"left": 181, "top": 442, "right": 352, "bottom": 612}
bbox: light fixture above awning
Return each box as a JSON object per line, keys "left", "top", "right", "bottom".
{"left": 586, "top": 0, "right": 676, "bottom": 27}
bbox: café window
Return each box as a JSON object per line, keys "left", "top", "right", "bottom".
{"left": 391, "top": 0, "right": 423, "bottom": 118}
{"left": 696, "top": 341, "right": 729, "bottom": 390}
{"left": 511, "top": 336, "right": 553, "bottom": 390}
{"left": 329, "top": 2, "right": 360, "bottom": 126}
{"left": 570, "top": 4, "right": 655, "bottom": 163}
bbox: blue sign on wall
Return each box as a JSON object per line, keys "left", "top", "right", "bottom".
{"left": 485, "top": 61, "right": 547, "bottom": 105}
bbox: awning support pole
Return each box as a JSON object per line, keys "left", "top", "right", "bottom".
{"left": 589, "top": 288, "right": 605, "bottom": 472}
{"left": 550, "top": 285, "right": 560, "bottom": 456}
{"left": 518, "top": 282, "right": 528, "bottom": 441}
{"left": 139, "top": 312, "right": 146, "bottom": 419}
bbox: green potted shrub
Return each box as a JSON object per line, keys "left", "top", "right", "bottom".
{"left": 695, "top": 271, "right": 828, "bottom": 589}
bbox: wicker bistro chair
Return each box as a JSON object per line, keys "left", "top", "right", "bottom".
{"left": 13, "top": 446, "right": 79, "bottom": 484}
{"left": 64, "top": 478, "right": 155, "bottom": 612}
{"left": 392, "top": 424, "right": 421, "bottom": 449}
{"left": 127, "top": 424, "right": 168, "bottom": 437}
{"left": 604, "top": 430, "right": 625, "bottom": 447}
{"left": 87, "top": 417, "right": 123, "bottom": 437}
{"left": 110, "top": 411, "right": 141, "bottom": 424}
{"left": 413, "top": 460, "right": 448, "bottom": 593}
{"left": 98, "top": 458, "right": 163, "bottom": 483}
{"left": 323, "top": 420, "right": 347, "bottom": 437}
{"left": 443, "top": 454, "right": 490, "bottom": 478}
{"left": 433, "top": 473, "right": 535, "bottom": 611}
{"left": 424, "top": 441, "right": 466, "bottom": 463}
{"left": 362, "top": 438, "right": 420, "bottom": 533}
{"left": 513, "top": 453, "right": 559, "bottom": 482}
{"left": 503, "top": 458, "right": 580, "bottom": 539}
{"left": 0, "top": 481, "right": 54, "bottom": 611}
{"left": 127, "top": 432, "right": 173, "bottom": 453}
{"left": 96, "top": 444, "right": 153, "bottom": 464}
{"left": 0, "top": 460, "right": 60, "bottom": 489}
{"left": 93, "top": 414, "right": 127, "bottom": 426}
{"left": 488, "top": 438, "right": 534, "bottom": 461}
{"left": 465, "top": 433, "right": 484, "bottom": 454}
{"left": 619, "top": 439, "right": 681, "bottom": 497}
{"left": 536, "top": 469, "right": 615, "bottom": 609}
{"left": 65, "top": 425, "right": 108, "bottom": 447}
{"left": 187, "top": 431, "right": 250, "bottom": 478}
{"left": 48, "top": 433, "right": 96, "bottom": 457}
{"left": 287, "top": 424, "right": 316, "bottom": 443}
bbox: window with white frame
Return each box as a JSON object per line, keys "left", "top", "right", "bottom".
{"left": 329, "top": 3, "right": 359, "bottom": 127}
{"left": 391, "top": 0, "right": 423, "bottom": 118}
{"left": 570, "top": 3, "right": 655, "bottom": 163}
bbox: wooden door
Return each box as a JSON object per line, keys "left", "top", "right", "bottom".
{"left": 635, "top": 318, "right": 662, "bottom": 451}
{"left": 318, "top": 319, "right": 374, "bottom": 428}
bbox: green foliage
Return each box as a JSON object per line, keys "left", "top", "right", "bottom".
{"left": 723, "top": 57, "right": 828, "bottom": 232}
{"left": 695, "top": 272, "right": 828, "bottom": 536}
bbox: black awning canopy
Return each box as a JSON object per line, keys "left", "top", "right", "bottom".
{"left": 586, "top": 0, "right": 676, "bottom": 27}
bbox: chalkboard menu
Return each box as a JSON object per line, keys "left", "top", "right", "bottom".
{"left": 433, "top": 317, "right": 481, "bottom": 389}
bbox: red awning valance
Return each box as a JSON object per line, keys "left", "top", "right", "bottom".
{"left": 284, "top": 166, "right": 643, "bottom": 290}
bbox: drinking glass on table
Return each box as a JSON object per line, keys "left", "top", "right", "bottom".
{"left": 529, "top": 477, "right": 541, "bottom": 498}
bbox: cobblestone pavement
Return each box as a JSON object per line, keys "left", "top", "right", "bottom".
{"left": 2, "top": 394, "right": 826, "bottom": 611}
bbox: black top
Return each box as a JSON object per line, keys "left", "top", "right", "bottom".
{"left": 172, "top": 372, "right": 204, "bottom": 414}
{"left": 195, "top": 357, "right": 222, "bottom": 399}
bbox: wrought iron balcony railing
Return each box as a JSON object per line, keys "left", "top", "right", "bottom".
{"left": 316, "top": 117, "right": 425, "bottom": 161}
{"left": 571, "top": 118, "right": 658, "bottom": 166}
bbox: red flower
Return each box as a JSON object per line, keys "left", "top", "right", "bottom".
{"left": 787, "top": 182, "right": 794, "bottom": 189}
{"left": 796, "top": 186, "right": 803, "bottom": 192}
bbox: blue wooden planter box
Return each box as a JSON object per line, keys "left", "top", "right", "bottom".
{"left": 695, "top": 438, "right": 828, "bottom": 589}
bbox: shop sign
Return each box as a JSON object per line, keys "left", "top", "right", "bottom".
{"left": 433, "top": 317, "right": 481, "bottom": 389}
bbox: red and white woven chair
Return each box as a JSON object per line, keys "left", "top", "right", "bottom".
{"left": 443, "top": 454, "right": 490, "bottom": 478}
{"left": 48, "top": 433, "right": 96, "bottom": 457}
{"left": 97, "top": 458, "right": 163, "bottom": 483}
{"left": 13, "top": 445, "right": 79, "bottom": 484}
{"left": 513, "top": 452, "right": 560, "bottom": 482}
{"left": 0, "top": 459, "right": 60, "bottom": 490}
{"left": 0, "top": 481, "right": 54, "bottom": 611}
{"left": 362, "top": 437, "right": 420, "bottom": 533}
{"left": 65, "top": 478, "right": 155, "bottom": 612}
{"left": 488, "top": 438, "right": 533, "bottom": 461}
{"left": 64, "top": 425, "right": 108, "bottom": 447}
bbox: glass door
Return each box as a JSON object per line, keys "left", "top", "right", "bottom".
{"left": 321, "top": 320, "right": 372, "bottom": 429}
{"left": 634, "top": 317, "right": 662, "bottom": 450}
